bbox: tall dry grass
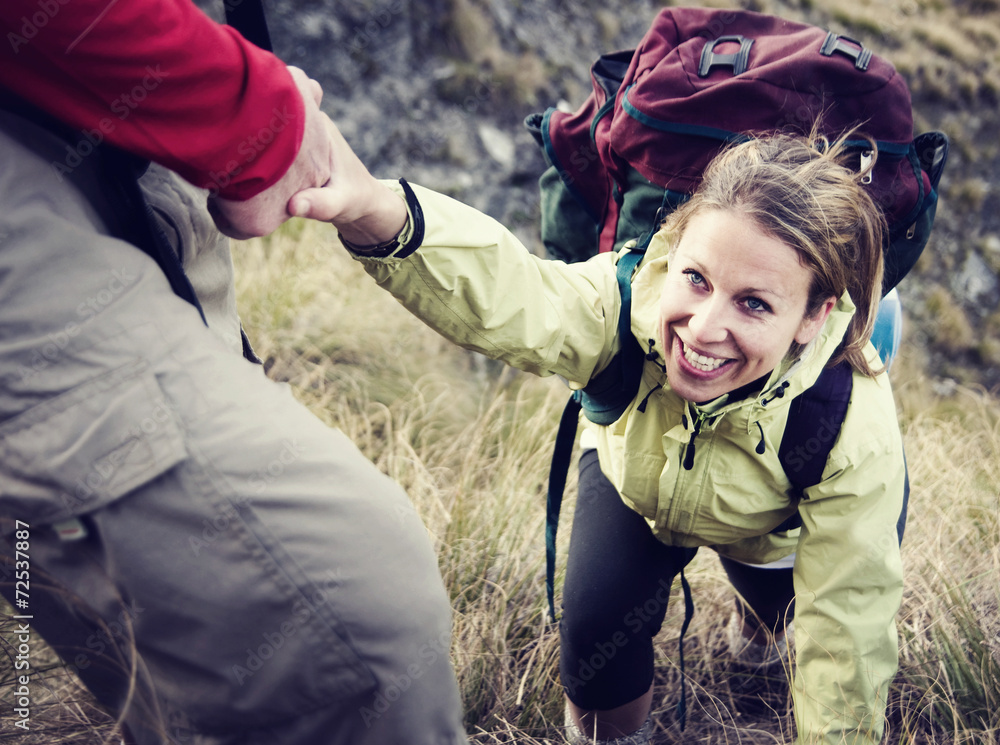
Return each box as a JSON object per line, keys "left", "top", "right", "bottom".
{"left": 2, "top": 219, "right": 998, "bottom": 743}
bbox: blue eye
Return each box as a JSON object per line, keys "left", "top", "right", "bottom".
{"left": 745, "top": 297, "right": 772, "bottom": 313}
{"left": 683, "top": 269, "right": 705, "bottom": 287}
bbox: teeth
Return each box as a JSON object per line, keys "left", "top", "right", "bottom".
{"left": 682, "top": 341, "right": 728, "bottom": 372}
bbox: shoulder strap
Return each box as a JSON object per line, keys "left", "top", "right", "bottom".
{"left": 770, "top": 361, "right": 853, "bottom": 533}
{"left": 577, "top": 246, "right": 648, "bottom": 425}
{"left": 225, "top": 0, "right": 273, "bottom": 52}
{"left": 103, "top": 150, "right": 209, "bottom": 325}
{"left": 544, "top": 240, "right": 651, "bottom": 621}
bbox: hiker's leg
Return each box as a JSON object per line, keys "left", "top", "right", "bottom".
{"left": 0, "top": 112, "right": 466, "bottom": 745}
{"left": 559, "top": 449, "right": 695, "bottom": 740}
{"left": 719, "top": 556, "right": 795, "bottom": 642}
{"left": 564, "top": 687, "right": 654, "bottom": 744}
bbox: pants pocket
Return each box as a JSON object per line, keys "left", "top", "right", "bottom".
{"left": 0, "top": 359, "right": 187, "bottom": 532}
{"left": 118, "top": 481, "right": 381, "bottom": 732}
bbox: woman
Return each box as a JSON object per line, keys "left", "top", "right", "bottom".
{"left": 294, "top": 121, "right": 907, "bottom": 745}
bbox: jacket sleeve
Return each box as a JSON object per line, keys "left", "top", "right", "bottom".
{"left": 0, "top": 0, "right": 303, "bottom": 200}
{"left": 791, "top": 373, "right": 906, "bottom": 745}
{"left": 350, "top": 182, "right": 622, "bottom": 385}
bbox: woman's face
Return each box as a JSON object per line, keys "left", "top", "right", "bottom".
{"left": 658, "top": 208, "right": 835, "bottom": 403}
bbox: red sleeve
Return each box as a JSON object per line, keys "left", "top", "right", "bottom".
{"left": 0, "top": 0, "right": 304, "bottom": 200}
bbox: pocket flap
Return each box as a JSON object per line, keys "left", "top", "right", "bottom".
{"left": 0, "top": 360, "right": 187, "bottom": 530}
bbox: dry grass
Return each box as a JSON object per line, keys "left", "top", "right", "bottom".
{"left": 3, "top": 219, "right": 999, "bottom": 743}
{"left": 0, "top": 613, "right": 120, "bottom": 744}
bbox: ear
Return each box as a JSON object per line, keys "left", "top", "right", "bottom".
{"left": 794, "top": 295, "right": 837, "bottom": 346}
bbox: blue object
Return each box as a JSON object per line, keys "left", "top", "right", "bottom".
{"left": 871, "top": 288, "right": 903, "bottom": 368}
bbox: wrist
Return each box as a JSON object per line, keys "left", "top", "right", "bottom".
{"left": 337, "top": 179, "right": 406, "bottom": 245}
{"left": 339, "top": 217, "right": 410, "bottom": 256}
{"left": 339, "top": 179, "right": 424, "bottom": 258}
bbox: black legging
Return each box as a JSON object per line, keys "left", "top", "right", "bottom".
{"left": 559, "top": 449, "right": 794, "bottom": 710}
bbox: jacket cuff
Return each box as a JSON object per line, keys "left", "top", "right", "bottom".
{"left": 344, "top": 178, "right": 425, "bottom": 259}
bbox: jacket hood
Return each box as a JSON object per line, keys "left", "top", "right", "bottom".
{"left": 628, "top": 227, "right": 857, "bottom": 414}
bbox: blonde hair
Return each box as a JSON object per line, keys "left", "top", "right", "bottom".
{"left": 661, "top": 130, "right": 886, "bottom": 377}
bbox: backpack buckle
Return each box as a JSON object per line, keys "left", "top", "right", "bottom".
{"left": 860, "top": 149, "right": 874, "bottom": 184}
{"left": 699, "top": 35, "right": 754, "bottom": 77}
{"left": 820, "top": 32, "right": 872, "bottom": 71}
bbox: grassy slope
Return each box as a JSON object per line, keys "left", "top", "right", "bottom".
{"left": 5, "top": 221, "right": 997, "bottom": 743}
{"left": 236, "top": 224, "right": 1000, "bottom": 744}
{"left": 2, "top": 2, "right": 999, "bottom": 741}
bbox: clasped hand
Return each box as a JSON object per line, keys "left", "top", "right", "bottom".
{"left": 209, "top": 67, "right": 406, "bottom": 247}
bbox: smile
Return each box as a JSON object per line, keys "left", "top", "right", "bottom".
{"left": 680, "top": 340, "right": 731, "bottom": 372}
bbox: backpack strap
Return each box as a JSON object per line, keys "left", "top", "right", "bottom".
{"left": 102, "top": 149, "right": 209, "bottom": 325}
{"left": 771, "top": 361, "right": 854, "bottom": 532}
{"left": 545, "top": 394, "right": 583, "bottom": 622}
{"left": 577, "top": 246, "right": 648, "bottom": 425}
{"left": 544, "top": 241, "right": 650, "bottom": 621}
{"left": 107, "top": 149, "right": 268, "bottom": 364}
{"left": 224, "top": 0, "right": 273, "bottom": 52}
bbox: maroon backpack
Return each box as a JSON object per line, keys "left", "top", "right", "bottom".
{"left": 526, "top": 6, "right": 948, "bottom": 294}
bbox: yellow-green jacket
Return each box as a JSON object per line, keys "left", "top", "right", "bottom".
{"left": 352, "top": 182, "right": 906, "bottom": 744}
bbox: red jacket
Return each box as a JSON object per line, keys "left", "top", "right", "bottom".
{"left": 0, "top": 0, "right": 303, "bottom": 200}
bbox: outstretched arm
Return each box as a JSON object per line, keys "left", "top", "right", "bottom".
{"left": 289, "top": 118, "right": 622, "bottom": 384}
{"left": 791, "top": 378, "right": 906, "bottom": 745}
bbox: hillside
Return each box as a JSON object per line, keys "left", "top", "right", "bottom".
{"left": 2, "top": 2, "right": 999, "bottom": 743}
{"left": 2, "top": 221, "right": 997, "bottom": 743}
{"left": 199, "top": 0, "right": 1000, "bottom": 389}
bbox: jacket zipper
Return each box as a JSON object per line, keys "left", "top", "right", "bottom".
{"left": 682, "top": 411, "right": 710, "bottom": 470}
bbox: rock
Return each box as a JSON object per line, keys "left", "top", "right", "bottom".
{"left": 954, "top": 251, "right": 1000, "bottom": 310}
{"left": 478, "top": 123, "right": 516, "bottom": 170}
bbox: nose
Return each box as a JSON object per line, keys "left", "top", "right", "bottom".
{"left": 687, "top": 296, "right": 729, "bottom": 345}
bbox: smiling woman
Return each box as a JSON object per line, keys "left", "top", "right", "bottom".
{"left": 298, "top": 121, "right": 907, "bottom": 745}
{"left": 659, "top": 209, "right": 836, "bottom": 403}
{"left": 653, "top": 132, "right": 886, "bottom": 404}
{"left": 659, "top": 133, "right": 886, "bottom": 380}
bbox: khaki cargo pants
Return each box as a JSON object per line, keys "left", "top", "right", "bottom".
{"left": 0, "top": 109, "right": 466, "bottom": 745}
